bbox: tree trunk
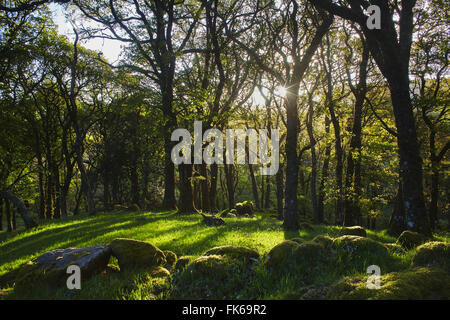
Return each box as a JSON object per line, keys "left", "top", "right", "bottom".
{"left": 318, "top": 116, "right": 331, "bottom": 223}
{"left": 388, "top": 183, "right": 407, "bottom": 236}
{"left": 209, "top": 163, "right": 218, "bottom": 212}
{"left": 248, "top": 163, "right": 260, "bottom": 210}
{"left": 5, "top": 198, "right": 12, "bottom": 232}
{"left": 1, "top": 190, "right": 38, "bottom": 229}
{"left": 276, "top": 163, "right": 284, "bottom": 220}
{"left": 178, "top": 164, "right": 195, "bottom": 213}
{"left": 224, "top": 164, "right": 235, "bottom": 209}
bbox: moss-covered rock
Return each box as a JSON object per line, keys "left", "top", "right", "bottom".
{"left": 311, "top": 235, "right": 334, "bottom": 248}
{"left": 127, "top": 203, "right": 141, "bottom": 211}
{"left": 204, "top": 246, "right": 259, "bottom": 262}
{"left": 332, "top": 235, "right": 389, "bottom": 257}
{"left": 412, "top": 242, "right": 450, "bottom": 271}
{"left": 396, "top": 230, "right": 428, "bottom": 250}
{"left": 340, "top": 226, "right": 367, "bottom": 237}
{"left": 113, "top": 204, "right": 128, "bottom": 211}
{"left": 292, "top": 241, "right": 327, "bottom": 266}
{"left": 186, "top": 255, "right": 235, "bottom": 280}
{"left": 14, "top": 245, "right": 111, "bottom": 292}
{"left": 266, "top": 240, "right": 300, "bottom": 268}
{"left": 384, "top": 243, "right": 406, "bottom": 255}
{"left": 327, "top": 267, "right": 450, "bottom": 300}
{"left": 163, "top": 250, "right": 177, "bottom": 270}
{"left": 174, "top": 256, "right": 193, "bottom": 271}
{"left": 109, "top": 238, "right": 166, "bottom": 271}
{"left": 149, "top": 266, "right": 171, "bottom": 278}
{"left": 235, "top": 201, "right": 254, "bottom": 216}
{"left": 290, "top": 237, "right": 304, "bottom": 244}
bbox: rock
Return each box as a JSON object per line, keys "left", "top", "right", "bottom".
{"left": 149, "top": 266, "right": 171, "bottom": 278}
{"left": 412, "top": 242, "right": 450, "bottom": 271}
{"left": 15, "top": 244, "right": 111, "bottom": 291}
{"left": 292, "top": 242, "right": 327, "bottom": 266}
{"left": 332, "top": 235, "right": 389, "bottom": 257}
{"left": 266, "top": 240, "right": 300, "bottom": 268}
{"left": 114, "top": 204, "right": 128, "bottom": 211}
{"left": 235, "top": 201, "right": 254, "bottom": 216}
{"left": 311, "top": 235, "right": 334, "bottom": 248}
{"left": 127, "top": 203, "right": 140, "bottom": 211}
{"left": 109, "top": 238, "right": 166, "bottom": 271}
{"left": 340, "top": 226, "right": 367, "bottom": 237}
{"left": 186, "top": 255, "right": 235, "bottom": 280}
{"left": 290, "top": 237, "right": 304, "bottom": 244}
{"left": 164, "top": 250, "right": 178, "bottom": 270}
{"left": 327, "top": 267, "right": 450, "bottom": 300}
{"left": 204, "top": 246, "right": 259, "bottom": 263}
{"left": 175, "top": 256, "right": 193, "bottom": 271}
{"left": 397, "top": 231, "right": 428, "bottom": 250}
{"left": 384, "top": 243, "right": 406, "bottom": 255}
{"left": 200, "top": 213, "right": 225, "bottom": 226}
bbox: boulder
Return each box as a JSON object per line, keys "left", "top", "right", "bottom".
{"left": 164, "top": 250, "right": 178, "bottom": 270}
{"left": 204, "top": 246, "right": 259, "bottom": 263}
{"left": 175, "top": 256, "right": 193, "bottom": 271}
{"left": 15, "top": 244, "right": 111, "bottom": 291}
{"left": 289, "top": 237, "right": 304, "bottom": 244}
{"left": 311, "top": 235, "right": 334, "bottom": 248}
{"left": 412, "top": 242, "right": 450, "bottom": 271}
{"left": 149, "top": 266, "right": 171, "bottom": 278}
{"left": 340, "top": 226, "right": 367, "bottom": 237}
{"left": 235, "top": 201, "right": 254, "bottom": 216}
{"left": 384, "top": 243, "right": 406, "bottom": 255}
{"left": 186, "top": 255, "right": 235, "bottom": 280}
{"left": 266, "top": 240, "right": 300, "bottom": 268}
{"left": 397, "top": 231, "right": 428, "bottom": 250}
{"left": 127, "top": 203, "right": 141, "bottom": 211}
{"left": 332, "top": 235, "right": 389, "bottom": 257}
{"left": 327, "top": 267, "right": 450, "bottom": 300}
{"left": 109, "top": 238, "right": 166, "bottom": 271}
{"left": 292, "top": 242, "right": 327, "bottom": 266}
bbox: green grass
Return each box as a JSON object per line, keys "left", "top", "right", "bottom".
{"left": 0, "top": 210, "right": 447, "bottom": 300}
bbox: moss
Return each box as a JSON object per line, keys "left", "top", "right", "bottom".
{"left": 311, "top": 235, "right": 334, "bottom": 249}
{"left": 289, "top": 237, "right": 304, "bottom": 244}
{"left": 397, "top": 230, "right": 428, "bottom": 250}
{"left": 332, "top": 235, "right": 389, "bottom": 257}
{"left": 163, "top": 251, "right": 177, "bottom": 269}
{"left": 186, "top": 255, "right": 235, "bottom": 279}
{"left": 174, "top": 256, "right": 193, "bottom": 271}
{"left": 14, "top": 261, "right": 65, "bottom": 292}
{"left": 384, "top": 243, "right": 406, "bottom": 255}
{"left": 235, "top": 201, "right": 254, "bottom": 216}
{"left": 327, "top": 267, "right": 450, "bottom": 300}
{"left": 292, "top": 241, "right": 327, "bottom": 266}
{"left": 149, "top": 266, "right": 171, "bottom": 278}
{"left": 266, "top": 240, "right": 300, "bottom": 268}
{"left": 109, "top": 238, "right": 166, "bottom": 271}
{"left": 71, "top": 251, "right": 91, "bottom": 259}
{"left": 113, "top": 204, "right": 128, "bottom": 211}
{"left": 204, "top": 246, "right": 259, "bottom": 262}
{"left": 127, "top": 203, "right": 140, "bottom": 211}
{"left": 340, "top": 226, "right": 367, "bottom": 237}
{"left": 412, "top": 242, "right": 450, "bottom": 271}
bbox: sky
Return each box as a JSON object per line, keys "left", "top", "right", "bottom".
{"left": 50, "top": 3, "right": 122, "bottom": 63}
{"left": 49, "top": 4, "right": 286, "bottom": 106}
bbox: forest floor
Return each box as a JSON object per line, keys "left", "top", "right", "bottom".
{"left": 0, "top": 210, "right": 449, "bottom": 299}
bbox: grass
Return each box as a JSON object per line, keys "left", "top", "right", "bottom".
{"left": 0, "top": 210, "right": 448, "bottom": 300}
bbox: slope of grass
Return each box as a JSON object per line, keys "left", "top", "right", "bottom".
{"left": 0, "top": 210, "right": 447, "bottom": 300}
